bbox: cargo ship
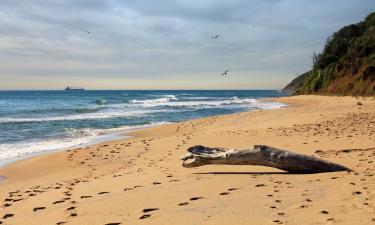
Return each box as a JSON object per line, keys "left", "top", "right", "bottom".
{"left": 64, "top": 86, "right": 85, "bottom": 91}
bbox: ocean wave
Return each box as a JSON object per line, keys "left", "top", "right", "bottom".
{"left": 132, "top": 97, "right": 259, "bottom": 107}
{"left": 163, "top": 95, "right": 178, "bottom": 100}
{"left": 74, "top": 107, "right": 103, "bottom": 113}
{"left": 252, "top": 101, "right": 287, "bottom": 109}
{"left": 0, "top": 109, "right": 169, "bottom": 123}
{"left": 131, "top": 97, "right": 286, "bottom": 110}
{"left": 178, "top": 93, "right": 194, "bottom": 96}
{"left": 131, "top": 95, "right": 178, "bottom": 104}
{"left": 0, "top": 91, "right": 289, "bottom": 165}
{"left": 0, "top": 122, "right": 169, "bottom": 160}
{"left": 10, "top": 106, "right": 103, "bottom": 115}
{"left": 95, "top": 99, "right": 107, "bottom": 105}
{"left": 180, "top": 96, "right": 216, "bottom": 100}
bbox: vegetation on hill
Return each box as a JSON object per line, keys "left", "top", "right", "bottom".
{"left": 283, "top": 71, "right": 310, "bottom": 93}
{"left": 284, "top": 12, "right": 375, "bottom": 96}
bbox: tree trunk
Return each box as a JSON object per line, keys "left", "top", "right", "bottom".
{"left": 180, "top": 145, "right": 351, "bottom": 174}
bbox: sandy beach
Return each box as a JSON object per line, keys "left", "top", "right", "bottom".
{"left": 0, "top": 95, "right": 374, "bottom": 225}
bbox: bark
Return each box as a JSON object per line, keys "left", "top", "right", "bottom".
{"left": 181, "top": 145, "right": 351, "bottom": 174}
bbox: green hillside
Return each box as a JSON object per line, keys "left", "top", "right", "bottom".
{"left": 285, "top": 12, "right": 375, "bottom": 96}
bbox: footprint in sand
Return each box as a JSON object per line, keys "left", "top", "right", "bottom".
{"left": 228, "top": 188, "right": 238, "bottom": 191}
{"left": 139, "top": 214, "right": 151, "bottom": 219}
{"left": 190, "top": 197, "right": 203, "bottom": 201}
{"left": 2, "top": 203, "right": 11, "bottom": 207}
{"left": 219, "top": 192, "right": 230, "bottom": 195}
{"left": 105, "top": 223, "right": 121, "bottom": 225}
{"left": 142, "top": 208, "right": 159, "bottom": 213}
{"left": 178, "top": 202, "right": 189, "bottom": 206}
{"left": 3, "top": 214, "right": 14, "bottom": 219}
{"left": 80, "top": 195, "right": 92, "bottom": 199}
{"left": 33, "top": 207, "right": 46, "bottom": 212}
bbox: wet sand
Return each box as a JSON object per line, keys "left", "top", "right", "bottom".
{"left": 0, "top": 95, "right": 374, "bottom": 225}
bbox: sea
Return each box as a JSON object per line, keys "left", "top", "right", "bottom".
{"left": 0, "top": 90, "right": 288, "bottom": 165}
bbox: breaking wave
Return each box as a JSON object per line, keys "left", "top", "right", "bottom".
{"left": 0, "top": 109, "right": 169, "bottom": 123}
{"left": 0, "top": 122, "right": 169, "bottom": 161}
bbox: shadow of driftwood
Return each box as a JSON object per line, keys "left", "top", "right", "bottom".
{"left": 194, "top": 171, "right": 291, "bottom": 175}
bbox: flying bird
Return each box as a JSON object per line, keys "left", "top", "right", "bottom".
{"left": 221, "top": 70, "right": 229, "bottom": 76}
{"left": 85, "top": 30, "right": 90, "bottom": 34}
{"left": 211, "top": 34, "right": 220, "bottom": 39}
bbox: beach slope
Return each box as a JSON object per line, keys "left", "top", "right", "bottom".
{"left": 0, "top": 95, "right": 374, "bottom": 225}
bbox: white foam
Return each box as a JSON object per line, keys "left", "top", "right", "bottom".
{"left": 130, "top": 97, "right": 287, "bottom": 110}
{"left": 131, "top": 98, "right": 171, "bottom": 104}
{"left": 130, "top": 95, "right": 178, "bottom": 105}
{"left": 229, "top": 96, "right": 240, "bottom": 100}
{"left": 131, "top": 97, "right": 260, "bottom": 107}
{"left": 0, "top": 122, "right": 169, "bottom": 161}
{"left": 178, "top": 93, "right": 194, "bottom": 96}
{"left": 181, "top": 96, "right": 214, "bottom": 100}
{"left": 163, "top": 95, "right": 178, "bottom": 100}
{"left": 0, "top": 109, "right": 168, "bottom": 123}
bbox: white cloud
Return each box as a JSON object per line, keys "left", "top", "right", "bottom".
{"left": 0, "top": 0, "right": 374, "bottom": 89}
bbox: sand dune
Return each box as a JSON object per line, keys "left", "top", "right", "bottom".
{"left": 0, "top": 95, "right": 374, "bottom": 225}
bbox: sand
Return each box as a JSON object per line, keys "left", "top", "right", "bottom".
{"left": 0, "top": 95, "right": 374, "bottom": 225}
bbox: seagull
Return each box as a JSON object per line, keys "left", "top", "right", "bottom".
{"left": 211, "top": 34, "right": 220, "bottom": 39}
{"left": 85, "top": 30, "right": 90, "bottom": 34}
{"left": 221, "top": 70, "right": 229, "bottom": 76}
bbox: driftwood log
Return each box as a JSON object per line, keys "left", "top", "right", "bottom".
{"left": 181, "top": 145, "right": 351, "bottom": 174}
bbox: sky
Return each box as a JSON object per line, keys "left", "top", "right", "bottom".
{"left": 0, "top": 0, "right": 374, "bottom": 90}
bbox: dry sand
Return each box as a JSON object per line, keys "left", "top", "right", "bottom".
{"left": 0, "top": 95, "right": 374, "bottom": 225}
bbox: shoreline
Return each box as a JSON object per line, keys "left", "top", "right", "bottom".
{"left": 0, "top": 95, "right": 374, "bottom": 225}
{"left": 0, "top": 97, "right": 285, "bottom": 171}
{"left": 0, "top": 122, "right": 175, "bottom": 170}
{"left": 0, "top": 132, "right": 127, "bottom": 170}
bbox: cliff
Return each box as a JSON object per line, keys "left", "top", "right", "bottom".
{"left": 284, "top": 12, "right": 375, "bottom": 96}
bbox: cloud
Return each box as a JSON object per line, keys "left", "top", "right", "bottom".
{"left": 0, "top": 0, "right": 374, "bottom": 89}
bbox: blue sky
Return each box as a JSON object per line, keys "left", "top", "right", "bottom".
{"left": 0, "top": 0, "right": 374, "bottom": 90}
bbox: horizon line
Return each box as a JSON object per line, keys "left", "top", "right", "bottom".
{"left": 0, "top": 89, "right": 283, "bottom": 91}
